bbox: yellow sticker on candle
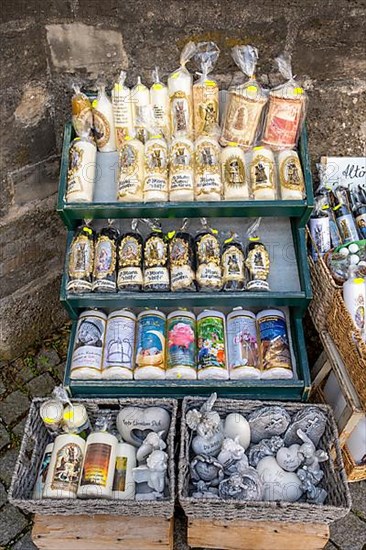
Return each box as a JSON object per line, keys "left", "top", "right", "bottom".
{"left": 83, "top": 227, "right": 93, "bottom": 235}
{"left": 152, "top": 83, "right": 164, "bottom": 90}
{"left": 114, "top": 83, "right": 123, "bottom": 92}
{"left": 354, "top": 278, "right": 365, "bottom": 284}
{"left": 247, "top": 85, "right": 258, "bottom": 92}
{"left": 211, "top": 229, "right": 218, "bottom": 235}
{"left": 294, "top": 87, "right": 304, "bottom": 95}
{"left": 171, "top": 72, "right": 180, "bottom": 79}
{"left": 92, "top": 99, "right": 98, "bottom": 109}
{"left": 204, "top": 80, "right": 217, "bottom": 87}
{"left": 249, "top": 237, "right": 260, "bottom": 242}
{"left": 227, "top": 141, "right": 238, "bottom": 146}
{"left": 167, "top": 231, "right": 176, "bottom": 239}
{"left": 63, "top": 410, "right": 75, "bottom": 421}
{"left": 253, "top": 146, "right": 264, "bottom": 151}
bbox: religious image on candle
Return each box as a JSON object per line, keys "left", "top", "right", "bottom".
{"left": 132, "top": 77, "right": 150, "bottom": 144}
{"left": 112, "top": 70, "right": 134, "bottom": 150}
{"left": 92, "top": 85, "right": 116, "bottom": 152}
{"left": 193, "top": 41, "right": 220, "bottom": 139}
{"left": 168, "top": 41, "right": 196, "bottom": 139}
{"left": 194, "top": 136, "right": 222, "bottom": 201}
{"left": 150, "top": 67, "right": 170, "bottom": 141}
{"left": 250, "top": 147, "right": 277, "bottom": 200}
{"left": 117, "top": 137, "right": 144, "bottom": 202}
{"left": 144, "top": 135, "right": 169, "bottom": 202}
{"left": 169, "top": 137, "right": 195, "bottom": 201}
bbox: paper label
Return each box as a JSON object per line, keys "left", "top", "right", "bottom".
{"left": 222, "top": 93, "right": 265, "bottom": 147}
{"left": 337, "top": 214, "right": 360, "bottom": 243}
{"left": 222, "top": 246, "right": 245, "bottom": 283}
{"left": 171, "top": 92, "right": 191, "bottom": 135}
{"left": 71, "top": 314, "right": 106, "bottom": 373}
{"left": 144, "top": 175, "right": 168, "bottom": 193}
{"left": 167, "top": 315, "right": 196, "bottom": 370}
{"left": 118, "top": 267, "right": 143, "bottom": 287}
{"left": 113, "top": 456, "right": 128, "bottom": 491}
{"left": 196, "top": 173, "right": 221, "bottom": 196}
{"left": 170, "top": 173, "right": 194, "bottom": 191}
{"left": 264, "top": 97, "right": 302, "bottom": 147}
{"left": 103, "top": 315, "right": 135, "bottom": 370}
{"left": 80, "top": 443, "right": 112, "bottom": 487}
{"left": 227, "top": 315, "right": 259, "bottom": 369}
{"left": 51, "top": 443, "right": 83, "bottom": 493}
{"left": 197, "top": 315, "right": 226, "bottom": 371}
{"left": 356, "top": 213, "right": 366, "bottom": 238}
{"left": 136, "top": 314, "right": 165, "bottom": 368}
{"left": 258, "top": 315, "right": 292, "bottom": 371}
{"left": 144, "top": 267, "right": 170, "bottom": 286}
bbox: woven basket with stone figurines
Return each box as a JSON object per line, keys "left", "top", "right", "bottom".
{"left": 9, "top": 397, "right": 177, "bottom": 516}
{"left": 178, "top": 396, "right": 351, "bottom": 524}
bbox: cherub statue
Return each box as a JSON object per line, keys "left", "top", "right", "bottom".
{"left": 136, "top": 431, "right": 167, "bottom": 464}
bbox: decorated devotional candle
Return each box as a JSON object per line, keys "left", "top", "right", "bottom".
{"left": 195, "top": 219, "right": 222, "bottom": 291}
{"left": 166, "top": 310, "right": 196, "bottom": 379}
{"left": 193, "top": 41, "right": 220, "bottom": 138}
{"left": 227, "top": 308, "right": 260, "bottom": 379}
{"left": 278, "top": 150, "right": 305, "bottom": 200}
{"left": 168, "top": 42, "right": 196, "bottom": 139}
{"left": 194, "top": 136, "right": 222, "bottom": 201}
{"left": 117, "top": 220, "right": 144, "bottom": 291}
{"left": 112, "top": 442, "right": 137, "bottom": 499}
{"left": 143, "top": 223, "right": 170, "bottom": 292}
{"left": 132, "top": 76, "right": 150, "bottom": 144}
{"left": 40, "top": 400, "right": 64, "bottom": 432}
{"left": 71, "top": 86, "right": 93, "bottom": 140}
{"left": 112, "top": 70, "right": 134, "bottom": 149}
{"left": 117, "top": 136, "right": 144, "bottom": 202}
{"left": 143, "top": 134, "right": 169, "bottom": 202}
{"left": 250, "top": 146, "right": 277, "bottom": 200}
{"left": 78, "top": 430, "right": 118, "bottom": 498}
{"left": 67, "top": 223, "right": 95, "bottom": 294}
{"left": 197, "top": 310, "right": 228, "bottom": 380}
{"left": 63, "top": 404, "right": 91, "bottom": 438}
{"left": 257, "top": 309, "right": 293, "bottom": 379}
{"left": 92, "top": 85, "right": 116, "bottom": 152}
{"left": 169, "top": 220, "right": 196, "bottom": 291}
{"left": 221, "top": 143, "right": 249, "bottom": 200}
{"left": 102, "top": 310, "right": 136, "bottom": 380}
{"left": 134, "top": 310, "right": 166, "bottom": 380}
{"left": 66, "top": 137, "right": 97, "bottom": 203}
{"left": 221, "top": 233, "right": 246, "bottom": 291}
{"left": 43, "top": 433, "right": 85, "bottom": 499}
{"left": 169, "top": 137, "right": 195, "bottom": 201}
{"left": 92, "top": 223, "right": 119, "bottom": 293}
{"left": 33, "top": 443, "right": 54, "bottom": 499}
{"left": 150, "top": 67, "right": 170, "bottom": 140}
{"left": 70, "top": 310, "right": 107, "bottom": 380}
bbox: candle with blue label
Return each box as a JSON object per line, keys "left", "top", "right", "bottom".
{"left": 134, "top": 310, "right": 166, "bottom": 379}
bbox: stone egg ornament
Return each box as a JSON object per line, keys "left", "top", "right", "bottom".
{"left": 284, "top": 407, "right": 327, "bottom": 447}
{"left": 192, "top": 430, "right": 224, "bottom": 457}
{"left": 117, "top": 406, "right": 171, "bottom": 447}
{"left": 223, "top": 413, "right": 251, "bottom": 450}
{"left": 248, "top": 406, "right": 291, "bottom": 444}
{"left": 256, "top": 456, "right": 303, "bottom": 502}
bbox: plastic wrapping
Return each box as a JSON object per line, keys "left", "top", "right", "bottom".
{"left": 195, "top": 218, "right": 222, "bottom": 291}
{"left": 117, "top": 135, "right": 144, "bottom": 202}
{"left": 112, "top": 70, "right": 134, "bottom": 149}
{"left": 92, "top": 85, "right": 116, "bottom": 152}
{"left": 143, "top": 219, "right": 170, "bottom": 291}
{"left": 262, "top": 53, "right": 307, "bottom": 150}
{"left": 222, "top": 232, "right": 246, "bottom": 291}
{"left": 221, "top": 45, "right": 267, "bottom": 148}
{"left": 193, "top": 42, "right": 220, "bottom": 138}
{"left": 168, "top": 41, "right": 196, "bottom": 139}
{"left": 169, "top": 136, "right": 195, "bottom": 201}
{"left": 195, "top": 136, "right": 222, "bottom": 201}
{"left": 117, "top": 219, "right": 144, "bottom": 292}
{"left": 67, "top": 222, "right": 95, "bottom": 294}
{"left": 278, "top": 149, "right": 305, "bottom": 200}
{"left": 144, "top": 133, "right": 169, "bottom": 202}
{"left": 245, "top": 218, "right": 270, "bottom": 291}
{"left": 92, "top": 221, "right": 119, "bottom": 293}
{"left": 66, "top": 136, "right": 97, "bottom": 203}
{"left": 71, "top": 86, "right": 94, "bottom": 139}
{"left": 150, "top": 67, "right": 170, "bottom": 140}
{"left": 168, "top": 219, "right": 196, "bottom": 291}
{"left": 132, "top": 76, "right": 150, "bottom": 144}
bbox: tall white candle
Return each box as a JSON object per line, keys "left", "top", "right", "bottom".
{"left": 66, "top": 138, "right": 97, "bottom": 203}
{"left": 131, "top": 77, "right": 150, "bottom": 144}
{"left": 169, "top": 137, "right": 195, "bottom": 201}
{"left": 92, "top": 85, "right": 116, "bottom": 152}
{"left": 112, "top": 71, "right": 134, "bottom": 150}
{"left": 195, "top": 136, "right": 222, "bottom": 201}
{"left": 221, "top": 142, "right": 249, "bottom": 200}
{"left": 168, "top": 42, "right": 196, "bottom": 139}
{"left": 150, "top": 67, "right": 170, "bottom": 141}
{"left": 117, "top": 136, "right": 144, "bottom": 202}
{"left": 70, "top": 310, "right": 107, "bottom": 380}
{"left": 278, "top": 149, "right": 305, "bottom": 200}
{"left": 112, "top": 442, "right": 137, "bottom": 500}
{"left": 102, "top": 310, "right": 136, "bottom": 380}
{"left": 144, "top": 135, "right": 169, "bottom": 202}
{"left": 78, "top": 431, "right": 118, "bottom": 499}
{"left": 250, "top": 146, "right": 277, "bottom": 200}
{"left": 43, "top": 434, "right": 85, "bottom": 499}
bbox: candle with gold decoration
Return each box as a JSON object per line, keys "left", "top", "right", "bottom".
{"left": 250, "top": 146, "right": 277, "bottom": 200}
{"left": 117, "top": 136, "right": 144, "bottom": 202}
{"left": 67, "top": 223, "right": 95, "bottom": 294}
{"left": 144, "top": 134, "right": 169, "bottom": 202}
{"left": 221, "top": 142, "right": 249, "bottom": 200}
{"left": 71, "top": 86, "right": 93, "bottom": 140}
{"left": 195, "top": 136, "right": 222, "bottom": 201}
{"left": 278, "top": 149, "right": 305, "bottom": 200}
{"left": 111, "top": 71, "right": 134, "bottom": 150}
{"left": 92, "top": 85, "right": 116, "bottom": 152}
{"left": 92, "top": 222, "right": 119, "bottom": 293}
{"left": 66, "top": 137, "right": 97, "bottom": 203}
{"left": 150, "top": 67, "right": 170, "bottom": 140}
{"left": 193, "top": 42, "right": 220, "bottom": 139}
{"left": 169, "top": 137, "right": 194, "bottom": 201}
{"left": 131, "top": 77, "right": 150, "bottom": 144}
{"left": 168, "top": 42, "right": 196, "bottom": 139}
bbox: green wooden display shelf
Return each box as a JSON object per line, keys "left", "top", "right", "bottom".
{"left": 64, "top": 309, "right": 311, "bottom": 401}
{"left": 57, "top": 122, "right": 314, "bottom": 229}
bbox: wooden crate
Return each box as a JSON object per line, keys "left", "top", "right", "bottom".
{"left": 32, "top": 514, "right": 173, "bottom": 550}
{"left": 342, "top": 444, "right": 366, "bottom": 483}
{"left": 187, "top": 518, "right": 330, "bottom": 550}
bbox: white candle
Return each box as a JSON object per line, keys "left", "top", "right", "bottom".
{"left": 33, "top": 443, "right": 54, "bottom": 499}
{"left": 132, "top": 77, "right": 150, "bottom": 144}
{"left": 250, "top": 146, "right": 277, "bottom": 200}
{"left": 112, "top": 442, "right": 137, "bottom": 500}
{"left": 221, "top": 142, "right": 249, "bottom": 200}
{"left": 92, "top": 85, "right": 116, "bottom": 152}
{"left": 144, "top": 135, "right": 169, "bottom": 202}
{"left": 43, "top": 434, "right": 85, "bottom": 499}
{"left": 278, "top": 149, "right": 305, "bottom": 200}
{"left": 70, "top": 311, "right": 107, "bottom": 380}
{"left": 169, "top": 137, "right": 194, "bottom": 201}
{"left": 168, "top": 43, "right": 196, "bottom": 139}
{"left": 102, "top": 310, "right": 136, "bottom": 380}
{"left": 66, "top": 138, "right": 96, "bottom": 203}
{"left": 78, "top": 431, "right": 118, "bottom": 499}
{"left": 117, "top": 136, "right": 144, "bottom": 202}
{"left": 150, "top": 68, "right": 170, "bottom": 141}
{"left": 194, "top": 136, "right": 222, "bottom": 201}
{"left": 193, "top": 77, "right": 220, "bottom": 138}
{"left": 111, "top": 71, "right": 134, "bottom": 150}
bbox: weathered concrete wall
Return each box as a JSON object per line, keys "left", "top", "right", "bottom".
{"left": 1, "top": 0, "right": 365, "bottom": 358}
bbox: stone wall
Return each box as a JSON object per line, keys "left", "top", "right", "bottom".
{"left": 1, "top": 0, "right": 365, "bottom": 359}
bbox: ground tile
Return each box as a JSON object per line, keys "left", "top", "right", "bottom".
{"left": 36, "top": 348, "right": 60, "bottom": 372}
{"left": 0, "top": 391, "right": 30, "bottom": 425}
{"left": 0, "top": 423, "right": 10, "bottom": 451}
{"left": 350, "top": 481, "right": 366, "bottom": 520}
{"left": 0, "top": 503, "right": 29, "bottom": 546}
{"left": 26, "top": 373, "right": 55, "bottom": 397}
{"left": 13, "top": 530, "right": 38, "bottom": 550}
{"left": 330, "top": 511, "right": 366, "bottom": 550}
{"left": 0, "top": 448, "right": 20, "bottom": 488}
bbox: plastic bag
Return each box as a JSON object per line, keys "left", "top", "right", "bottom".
{"left": 262, "top": 53, "right": 307, "bottom": 150}
{"left": 245, "top": 218, "right": 270, "bottom": 291}
{"left": 131, "top": 76, "right": 151, "bottom": 143}
{"left": 193, "top": 42, "right": 220, "bottom": 138}
{"left": 118, "top": 219, "right": 144, "bottom": 292}
{"left": 66, "top": 221, "right": 96, "bottom": 294}
{"left": 168, "top": 218, "right": 196, "bottom": 291}
{"left": 195, "top": 218, "right": 222, "bottom": 291}
{"left": 150, "top": 67, "right": 170, "bottom": 141}
{"left": 112, "top": 70, "right": 134, "bottom": 149}
{"left": 143, "top": 219, "right": 170, "bottom": 291}
{"left": 71, "top": 85, "right": 94, "bottom": 139}
{"left": 92, "top": 220, "right": 119, "bottom": 293}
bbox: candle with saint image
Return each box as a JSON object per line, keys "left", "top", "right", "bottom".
{"left": 92, "top": 85, "right": 116, "bottom": 152}
{"left": 112, "top": 70, "right": 134, "bottom": 150}
{"left": 131, "top": 76, "right": 150, "bottom": 144}
{"left": 144, "top": 134, "right": 169, "bottom": 202}
{"left": 168, "top": 42, "right": 196, "bottom": 139}
{"left": 221, "top": 142, "right": 249, "bottom": 200}
{"left": 150, "top": 67, "right": 170, "bottom": 140}
{"left": 169, "top": 137, "right": 195, "bottom": 201}
{"left": 250, "top": 146, "right": 277, "bottom": 200}
{"left": 117, "top": 136, "right": 144, "bottom": 202}
{"left": 194, "top": 136, "right": 222, "bottom": 201}
{"left": 278, "top": 149, "right": 305, "bottom": 200}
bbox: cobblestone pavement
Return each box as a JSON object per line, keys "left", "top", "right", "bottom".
{"left": 0, "top": 325, "right": 365, "bottom": 549}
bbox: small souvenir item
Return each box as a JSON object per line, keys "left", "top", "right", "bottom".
{"left": 262, "top": 53, "right": 307, "bottom": 150}
{"left": 112, "top": 70, "right": 134, "bottom": 149}
{"left": 43, "top": 433, "right": 85, "bottom": 499}
{"left": 168, "top": 41, "right": 196, "bottom": 139}
{"left": 248, "top": 406, "right": 291, "bottom": 444}
{"left": 217, "top": 437, "right": 248, "bottom": 475}
{"left": 40, "top": 399, "right": 64, "bottom": 432}
{"left": 133, "top": 449, "right": 168, "bottom": 497}
{"left": 117, "top": 135, "right": 144, "bottom": 202}
{"left": 78, "top": 416, "right": 118, "bottom": 499}
{"left": 195, "top": 219, "right": 222, "bottom": 291}
{"left": 92, "top": 223, "right": 119, "bottom": 292}
{"left": 297, "top": 468, "right": 327, "bottom": 505}
{"left": 134, "top": 310, "right": 166, "bottom": 379}
{"left": 283, "top": 407, "right": 327, "bottom": 447}
{"left": 117, "top": 219, "right": 144, "bottom": 292}
{"left": 221, "top": 45, "right": 267, "bottom": 148}
{"left": 297, "top": 429, "right": 328, "bottom": 476}
{"left": 222, "top": 233, "right": 246, "bottom": 291}
{"left": 194, "top": 136, "right": 222, "bottom": 201}
{"left": 221, "top": 143, "right": 249, "bottom": 200}
{"left": 166, "top": 310, "right": 196, "bottom": 379}
{"left": 197, "top": 310, "right": 228, "bottom": 380}
{"left": 70, "top": 310, "right": 107, "bottom": 380}
{"left": 276, "top": 444, "right": 302, "bottom": 472}
{"left": 63, "top": 404, "right": 91, "bottom": 438}
{"left": 343, "top": 266, "right": 366, "bottom": 336}
{"left": 136, "top": 431, "right": 167, "bottom": 464}
{"left": 186, "top": 393, "right": 224, "bottom": 456}
{"left": 190, "top": 454, "right": 224, "bottom": 497}
{"left": 92, "top": 85, "right": 116, "bottom": 152}
{"left": 227, "top": 308, "right": 260, "bottom": 379}
{"left": 278, "top": 150, "right": 305, "bottom": 200}
{"left": 350, "top": 187, "right": 366, "bottom": 238}
{"left": 218, "top": 468, "right": 263, "bottom": 501}
{"left": 245, "top": 218, "right": 270, "bottom": 291}
{"left": 67, "top": 223, "right": 95, "bottom": 294}
{"left": 169, "top": 219, "right": 196, "bottom": 291}
{"left": 143, "top": 221, "right": 170, "bottom": 291}
{"left": 333, "top": 195, "right": 360, "bottom": 244}
{"left": 256, "top": 456, "right": 303, "bottom": 502}
{"left": 309, "top": 203, "right": 331, "bottom": 260}
{"left": 169, "top": 137, "right": 195, "bottom": 201}
{"left": 33, "top": 443, "right": 54, "bottom": 499}
{"left": 257, "top": 309, "right": 293, "bottom": 379}
{"left": 143, "top": 134, "right": 169, "bottom": 202}
{"left": 193, "top": 42, "right": 220, "bottom": 138}
{"left": 102, "top": 310, "right": 136, "bottom": 380}
{"left": 131, "top": 76, "right": 150, "bottom": 144}
{"left": 248, "top": 436, "right": 284, "bottom": 468}
{"left": 71, "top": 86, "right": 93, "bottom": 139}
{"left": 250, "top": 147, "right": 277, "bottom": 200}
{"left": 117, "top": 406, "right": 171, "bottom": 447}
{"left": 112, "top": 442, "right": 137, "bottom": 500}
{"left": 223, "top": 412, "right": 251, "bottom": 450}
{"left": 66, "top": 137, "right": 97, "bottom": 203}
{"left": 150, "top": 67, "right": 170, "bottom": 141}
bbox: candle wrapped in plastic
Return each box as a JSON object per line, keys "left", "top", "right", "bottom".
{"left": 221, "top": 232, "right": 246, "bottom": 291}
{"left": 117, "top": 219, "right": 144, "bottom": 292}
{"left": 150, "top": 67, "right": 170, "bottom": 141}
{"left": 143, "top": 219, "right": 170, "bottom": 292}
{"left": 67, "top": 222, "right": 96, "bottom": 294}
{"left": 71, "top": 85, "right": 94, "bottom": 140}
{"left": 245, "top": 218, "right": 270, "bottom": 291}
{"left": 112, "top": 70, "right": 134, "bottom": 149}
{"left": 193, "top": 41, "right": 220, "bottom": 139}
{"left": 168, "top": 218, "right": 196, "bottom": 292}
{"left": 195, "top": 218, "right": 222, "bottom": 291}
{"left": 92, "top": 221, "right": 119, "bottom": 293}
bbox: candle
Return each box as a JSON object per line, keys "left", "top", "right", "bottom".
{"left": 117, "top": 220, "right": 144, "bottom": 292}
{"left": 43, "top": 433, "right": 85, "bottom": 499}
{"left": 169, "top": 221, "right": 196, "bottom": 291}
{"left": 102, "top": 310, "right": 136, "bottom": 380}
{"left": 194, "top": 136, "right": 222, "bottom": 201}
{"left": 262, "top": 53, "right": 307, "bottom": 150}
{"left": 40, "top": 400, "right": 64, "bottom": 432}
{"left": 221, "top": 142, "right": 249, "bottom": 200}
{"left": 221, "top": 233, "right": 246, "bottom": 291}
{"left": 143, "top": 224, "right": 170, "bottom": 291}
{"left": 33, "top": 443, "right": 54, "bottom": 499}
{"left": 150, "top": 67, "right": 170, "bottom": 140}
{"left": 67, "top": 224, "right": 95, "bottom": 294}
{"left": 278, "top": 149, "right": 305, "bottom": 200}
{"left": 132, "top": 76, "right": 150, "bottom": 144}
{"left": 257, "top": 309, "right": 293, "bottom": 379}
{"left": 112, "top": 442, "right": 137, "bottom": 499}
{"left": 227, "top": 309, "right": 260, "bottom": 379}
{"left": 193, "top": 41, "right": 220, "bottom": 138}
{"left": 77, "top": 431, "right": 118, "bottom": 498}
{"left": 111, "top": 70, "right": 134, "bottom": 150}
{"left": 166, "top": 310, "right": 197, "bottom": 379}
{"left": 197, "top": 310, "right": 228, "bottom": 380}
{"left": 221, "top": 45, "right": 267, "bottom": 148}
{"left": 71, "top": 86, "right": 93, "bottom": 140}
{"left": 70, "top": 310, "right": 107, "bottom": 380}
{"left": 63, "top": 404, "right": 91, "bottom": 438}
{"left": 250, "top": 146, "right": 277, "bottom": 200}
{"left": 195, "top": 219, "right": 222, "bottom": 291}
{"left": 66, "top": 137, "right": 97, "bottom": 203}
{"left": 169, "top": 137, "right": 194, "bottom": 201}
{"left": 168, "top": 41, "right": 196, "bottom": 139}
{"left": 143, "top": 134, "right": 169, "bottom": 202}
{"left": 117, "top": 136, "right": 144, "bottom": 202}
{"left": 92, "top": 85, "right": 116, "bottom": 152}
{"left": 134, "top": 310, "right": 166, "bottom": 380}
{"left": 92, "top": 223, "right": 119, "bottom": 293}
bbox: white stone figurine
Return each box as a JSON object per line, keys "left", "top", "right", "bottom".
{"left": 136, "top": 431, "right": 167, "bottom": 464}
{"left": 132, "top": 450, "right": 168, "bottom": 496}
{"left": 217, "top": 437, "right": 249, "bottom": 475}
{"left": 187, "top": 393, "right": 224, "bottom": 456}
{"left": 297, "top": 429, "right": 328, "bottom": 477}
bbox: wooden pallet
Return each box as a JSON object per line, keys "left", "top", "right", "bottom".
{"left": 188, "top": 518, "right": 330, "bottom": 550}
{"left": 32, "top": 514, "right": 173, "bottom": 550}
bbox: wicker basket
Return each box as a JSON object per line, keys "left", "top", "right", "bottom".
{"left": 9, "top": 397, "right": 178, "bottom": 516}
{"left": 327, "top": 293, "right": 366, "bottom": 408}
{"left": 308, "top": 253, "right": 341, "bottom": 333}
{"left": 178, "top": 397, "right": 351, "bottom": 524}
{"left": 342, "top": 445, "right": 366, "bottom": 482}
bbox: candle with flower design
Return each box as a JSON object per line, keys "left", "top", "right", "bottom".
{"left": 166, "top": 311, "right": 196, "bottom": 379}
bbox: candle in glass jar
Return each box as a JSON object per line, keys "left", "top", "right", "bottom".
{"left": 112, "top": 71, "right": 134, "bottom": 150}
{"left": 168, "top": 42, "right": 196, "bottom": 139}
{"left": 278, "top": 149, "right": 305, "bottom": 200}
{"left": 195, "top": 136, "right": 222, "bottom": 201}
{"left": 92, "top": 85, "right": 116, "bottom": 152}
{"left": 250, "top": 146, "right": 277, "bottom": 200}
{"left": 221, "top": 142, "right": 249, "bottom": 200}
{"left": 169, "top": 137, "right": 194, "bottom": 201}
{"left": 66, "top": 137, "right": 97, "bottom": 203}
{"left": 117, "top": 136, "right": 144, "bottom": 202}
{"left": 132, "top": 77, "right": 150, "bottom": 144}
{"left": 150, "top": 68, "right": 170, "bottom": 141}
{"left": 144, "top": 135, "right": 169, "bottom": 202}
